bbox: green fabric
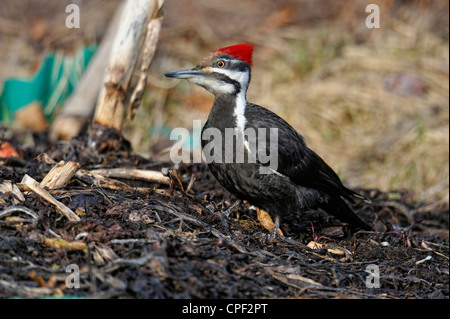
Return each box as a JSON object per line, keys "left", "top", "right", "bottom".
{"left": 0, "top": 44, "right": 97, "bottom": 122}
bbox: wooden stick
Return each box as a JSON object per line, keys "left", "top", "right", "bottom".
{"left": 20, "top": 175, "right": 81, "bottom": 222}
{"left": 75, "top": 169, "right": 140, "bottom": 192}
{"left": 90, "top": 168, "right": 170, "bottom": 185}
{"left": 127, "top": 0, "right": 164, "bottom": 119}
{"left": 93, "top": 0, "right": 164, "bottom": 130}
{"left": 36, "top": 153, "right": 157, "bottom": 194}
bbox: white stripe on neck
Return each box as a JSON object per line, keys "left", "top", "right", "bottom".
{"left": 234, "top": 90, "right": 247, "bottom": 133}
{"left": 210, "top": 67, "right": 252, "bottom": 156}
{"left": 210, "top": 68, "right": 249, "bottom": 131}
{"left": 234, "top": 89, "right": 253, "bottom": 159}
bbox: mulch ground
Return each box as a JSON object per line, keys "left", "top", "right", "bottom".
{"left": 0, "top": 127, "right": 448, "bottom": 299}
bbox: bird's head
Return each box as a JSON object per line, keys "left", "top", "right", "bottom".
{"left": 165, "top": 43, "right": 254, "bottom": 96}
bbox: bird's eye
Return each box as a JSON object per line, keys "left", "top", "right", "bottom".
{"left": 216, "top": 60, "right": 225, "bottom": 68}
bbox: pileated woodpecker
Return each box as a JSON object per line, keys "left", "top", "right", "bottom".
{"left": 166, "top": 43, "right": 371, "bottom": 236}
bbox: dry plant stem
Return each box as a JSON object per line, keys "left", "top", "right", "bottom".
{"left": 36, "top": 153, "right": 157, "bottom": 194}
{"left": 19, "top": 175, "right": 80, "bottom": 222}
{"left": 0, "top": 206, "right": 39, "bottom": 221}
{"left": 75, "top": 169, "right": 153, "bottom": 194}
{"left": 166, "top": 169, "right": 196, "bottom": 200}
{"left": 90, "top": 168, "right": 170, "bottom": 185}
{"left": 127, "top": 0, "right": 164, "bottom": 118}
{"left": 93, "top": 0, "right": 164, "bottom": 130}
{"left": 40, "top": 161, "right": 81, "bottom": 189}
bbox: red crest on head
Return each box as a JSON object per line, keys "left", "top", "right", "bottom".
{"left": 212, "top": 43, "right": 254, "bottom": 66}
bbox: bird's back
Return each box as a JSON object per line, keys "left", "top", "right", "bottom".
{"left": 244, "top": 103, "right": 354, "bottom": 197}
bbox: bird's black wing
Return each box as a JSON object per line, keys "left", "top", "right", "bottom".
{"left": 244, "top": 103, "right": 362, "bottom": 202}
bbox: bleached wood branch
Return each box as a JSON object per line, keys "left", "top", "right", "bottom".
{"left": 90, "top": 168, "right": 170, "bottom": 185}
{"left": 93, "top": 0, "right": 164, "bottom": 130}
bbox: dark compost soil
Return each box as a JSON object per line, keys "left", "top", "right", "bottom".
{"left": 0, "top": 128, "right": 448, "bottom": 299}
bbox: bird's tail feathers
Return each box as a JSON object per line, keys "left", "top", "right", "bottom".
{"left": 343, "top": 187, "right": 372, "bottom": 204}
{"left": 322, "top": 196, "right": 372, "bottom": 231}
{"left": 350, "top": 191, "right": 372, "bottom": 204}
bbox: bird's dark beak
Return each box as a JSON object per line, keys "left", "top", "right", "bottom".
{"left": 165, "top": 68, "right": 206, "bottom": 79}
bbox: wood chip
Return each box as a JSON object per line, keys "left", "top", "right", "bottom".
{"left": 40, "top": 160, "right": 81, "bottom": 189}
{"left": 0, "top": 180, "right": 25, "bottom": 204}
{"left": 307, "top": 241, "right": 323, "bottom": 249}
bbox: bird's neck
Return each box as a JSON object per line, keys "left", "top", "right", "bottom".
{"left": 209, "top": 89, "right": 248, "bottom": 131}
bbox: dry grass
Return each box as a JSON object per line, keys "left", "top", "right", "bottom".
{"left": 257, "top": 10, "right": 449, "bottom": 202}
{"left": 258, "top": 26, "right": 449, "bottom": 202}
